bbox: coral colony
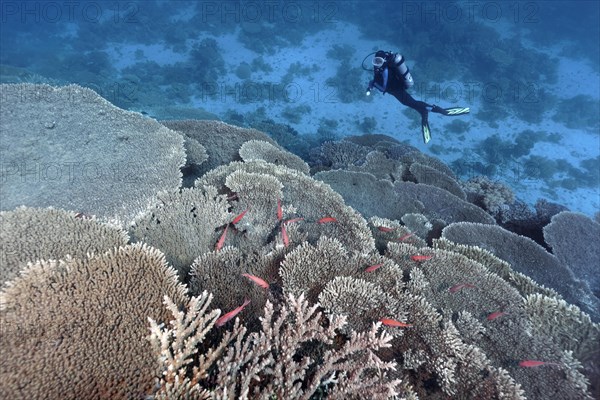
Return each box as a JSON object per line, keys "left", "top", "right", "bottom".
{"left": 1, "top": 84, "right": 598, "bottom": 399}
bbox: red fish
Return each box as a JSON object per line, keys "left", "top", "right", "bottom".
{"left": 380, "top": 318, "right": 412, "bottom": 328}
{"left": 487, "top": 311, "right": 508, "bottom": 321}
{"left": 277, "top": 198, "right": 283, "bottom": 221}
{"left": 519, "top": 360, "right": 560, "bottom": 368}
{"left": 215, "top": 299, "right": 251, "bottom": 327}
{"left": 317, "top": 216, "right": 337, "bottom": 224}
{"left": 284, "top": 217, "right": 304, "bottom": 224}
{"left": 377, "top": 226, "right": 394, "bottom": 232}
{"left": 231, "top": 209, "right": 248, "bottom": 224}
{"left": 365, "top": 263, "right": 384, "bottom": 272}
{"left": 449, "top": 283, "right": 477, "bottom": 293}
{"left": 410, "top": 255, "right": 432, "bottom": 262}
{"left": 215, "top": 225, "right": 228, "bottom": 251}
{"left": 398, "top": 233, "right": 414, "bottom": 242}
{"left": 281, "top": 224, "right": 289, "bottom": 247}
{"left": 242, "top": 273, "right": 269, "bottom": 289}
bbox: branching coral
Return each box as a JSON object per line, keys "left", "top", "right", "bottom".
{"left": 148, "top": 292, "right": 403, "bottom": 399}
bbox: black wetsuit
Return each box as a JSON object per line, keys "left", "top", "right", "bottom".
{"left": 368, "top": 51, "right": 469, "bottom": 143}
{"left": 369, "top": 55, "right": 434, "bottom": 127}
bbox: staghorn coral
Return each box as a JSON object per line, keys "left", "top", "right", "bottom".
{"left": 408, "top": 162, "right": 466, "bottom": 199}
{"left": 162, "top": 119, "right": 277, "bottom": 176}
{"left": 442, "top": 222, "right": 600, "bottom": 320}
{"left": 394, "top": 181, "right": 496, "bottom": 225}
{"left": 0, "top": 83, "right": 185, "bottom": 226}
{"left": 196, "top": 160, "right": 375, "bottom": 255}
{"left": 0, "top": 206, "right": 128, "bottom": 286}
{"left": 129, "top": 186, "right": 231, "bottom": 278}
{"left": 543, "top": 211, "right": 600, "bottom": 297}
{"left": 148, "top": 292, "right": 403, "bottom": 399}
{"left": 239, "top": 139, "right": 310, "bottom": 174}
{"left": 0, "top": 243, "right": 188, "bottom": 400}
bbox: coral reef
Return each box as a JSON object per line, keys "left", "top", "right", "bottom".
{"left": 0, "top": 206, "right": 128, "bottom": 285}
{"left": 462, "top": 175, "right": 515, "bottom": 218}
{"left": 162, "top": 119, "right": 277, "bottom": 177}
{"left": 0, "top": 244, "right": 187, "bottom": 400}
{"left": 239, "top": 139, "right": 310, "bottom": 174}
{"left": 129, "top": 187, "right": 231, "bottom": 278}
{"left": 2, "top": 84, "right": 599, "bottom": 399}
{"left": 148, "top": 292, "right": 403, "bottom": 399}
{"left": 543, "top": 211, "right": 600, "bottom": 297}
{"left": 442, "top": 222, "right": 600, "bottom": 320}
{"left": 0, "top": 83, "right": 185, "bottom": 225}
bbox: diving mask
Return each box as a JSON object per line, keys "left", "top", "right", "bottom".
{"left": 372, "top": 56, "right": 385, "bottom": 68}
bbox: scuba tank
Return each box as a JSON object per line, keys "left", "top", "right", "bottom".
{"left": 392, "top": 53, "right": 414, "bottom": 89}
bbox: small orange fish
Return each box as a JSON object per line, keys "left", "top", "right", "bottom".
{"left": 449, "top": 283, "right": 477, "bottom": 293}
{"left": 487, "top": 311, "right": 508, "bottom": 321}
{"left": 277, "top": 199, "right": 283, "bottom": 221}
{"left": 231, "top": 209, "right": 248, "bottom": 224}
{"left": 215, "top": 299, "right": 251, "bottom": 327}
{"left": 242, "top": 273, "right": 269, "bottom": 289}
{"left": 398, "top": 233, "right": 414, "bottom": 241}
{"left": 284, "top": 217, "right": 304, "bottom": 224}
{"left": 317, "top": 216, "right": 337, "bottom": 224}
{"left": 365, "top": 263, "right": 384, "bottom": 272}
{"left": 377, "top": 226, "right": 394, "bottom": 232}
{"left": 380, "top": 318, "right": 412, "bottom": 328}
{"left": 410, "top": 255, "right": 432, "bottom": 262}
{"left": 519, "top": 360, "right": 560, "bottom": 368}
{"left": 281, "top": 224, "right": 289, "bottom": 247}
{"left": 215, "top": 225, "right": 228, "bottom": 251}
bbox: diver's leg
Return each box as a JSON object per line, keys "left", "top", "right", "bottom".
{"left": 391, "top": 90, "right": 432, "bottom": 143}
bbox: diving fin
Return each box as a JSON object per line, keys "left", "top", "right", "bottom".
{"left": 441, "top": 107, "right": 470, "bottom": 116}
{"left": 422, "top": 121, "right": 431, "bottom": 144}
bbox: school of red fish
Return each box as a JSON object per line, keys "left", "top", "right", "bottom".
{"left": 212, "top": 197, "right": 559, "bottom": 369}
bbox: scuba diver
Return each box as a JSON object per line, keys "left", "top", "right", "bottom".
{"left": 365, "top": 50, "right": 470, "bottom": 143}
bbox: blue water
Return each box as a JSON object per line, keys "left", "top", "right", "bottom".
{"left": 1, "top": 0, "right": 599, "bottom": 215}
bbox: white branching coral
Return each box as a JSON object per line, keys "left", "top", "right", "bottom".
{"left": 148, "top": 292, "right": 403, "bottom": 399}
{"left": 147, "top": 292, "right": 234, "bottom": 400}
